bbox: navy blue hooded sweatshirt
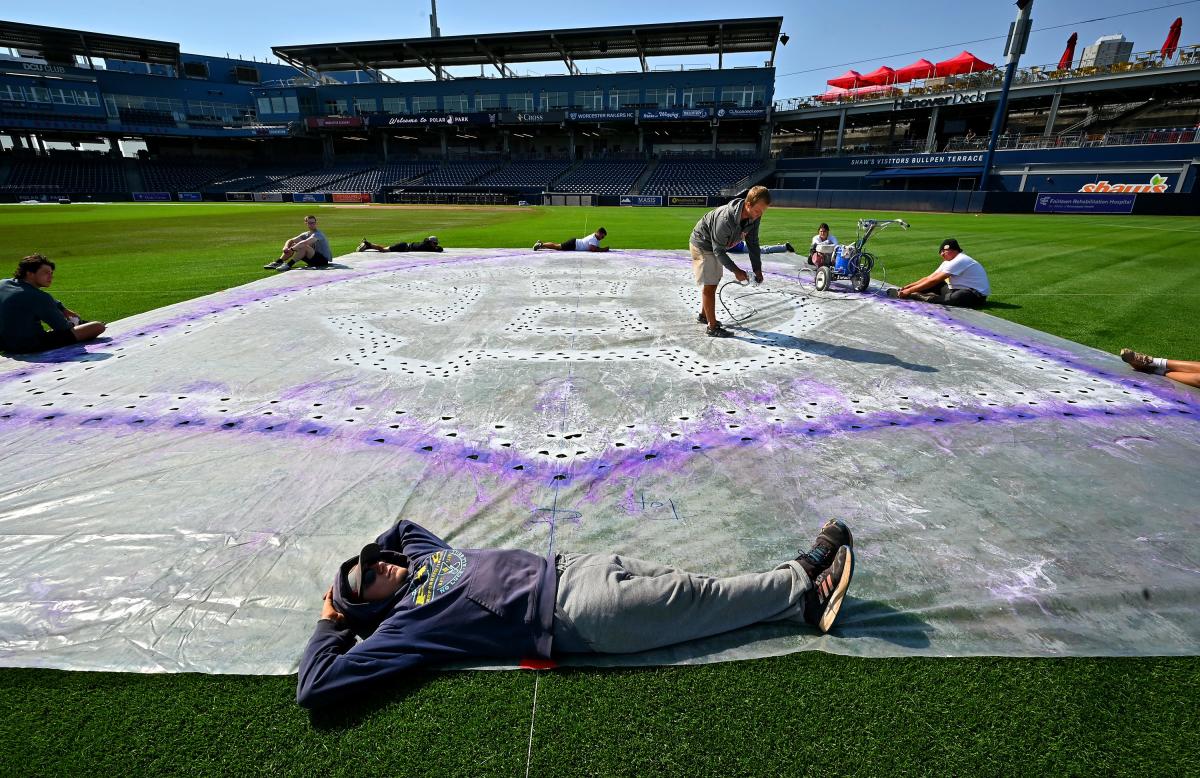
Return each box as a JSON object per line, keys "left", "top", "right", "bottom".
{"left": 296, "top": 520, "right": 557, "bottom": 708}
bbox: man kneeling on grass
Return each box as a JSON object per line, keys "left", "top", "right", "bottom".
{"left": 0, "top": 254, "right": 105, "bottom": 355}
{"left": 296, "top": 518, "right": 854, "bottom": 708}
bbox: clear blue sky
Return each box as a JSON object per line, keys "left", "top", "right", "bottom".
{"left": 4, "top": 0, "right": 1196, "bottom": 98}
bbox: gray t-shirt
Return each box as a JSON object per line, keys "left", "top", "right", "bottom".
{"left": 293, "top": 229, "right": 332, "bottom": 259}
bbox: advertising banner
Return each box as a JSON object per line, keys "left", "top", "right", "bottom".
{"left": 331, "top": 192, "right": 371, "bottom": 203}
{"left": 367, "top": 112, "right": 497, "bottom": 128}
{"left": 178, "top": 192, "right": 203, "bottom": 202}
{"left": 1079, "top": 174, "right": 1170, "bottom": 194}
{"left": 1034, "top": 193, "right": 1136, "bottom": 214}
{"left": 225, "top": 192, "right": 254, "bottom": 202}
{"left": 253, "top": 192, "right": 285, "bottom": 202}
{"left": 292, "top": 193, "right": 328, "bottom": 203}
{"left": 715, "top": 107, "right": 768, "bottom": 120}
{"left": 619, "top": 195, "right": 663, "bottom": 207}
{"left": 305, "top": 117, "right": 364, "bottom": 129}
{"left": 639, "top": 108, "right": 713, "bottom": 121}
{"left": 498, "top": 111, "right": 565, "bottom": 124}
{"left": 566, "top": 109, "right": 636, "bottom": 123}
{"left": 667, "top": 195, "right": 709, "bottom": 207}
{"left": 132, "top": 192, "right": 171, "bottom": 202}
{"left": 253, "top": 126, "right": 291, "bottom": 137}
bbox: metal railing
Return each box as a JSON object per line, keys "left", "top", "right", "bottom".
{"left": 773, "top": 43, "right": 1200, "bottom": 112}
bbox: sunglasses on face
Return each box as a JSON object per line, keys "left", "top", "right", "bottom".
{"left": 358, "top": 563, "right": 379, "bottom": 592}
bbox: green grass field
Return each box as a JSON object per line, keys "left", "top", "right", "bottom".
{"left": 1, "top": 203, "right": 1198, "bottom": 775}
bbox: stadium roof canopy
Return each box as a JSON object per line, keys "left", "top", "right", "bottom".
{"left": 0, "top": 19, "right": 180, "bottom": 69}
{"left": 272, "top": 17, "right": 783, "bottom": 80}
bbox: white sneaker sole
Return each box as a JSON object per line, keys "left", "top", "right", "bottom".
{"left": 818, "top": 547, "right": 853, "bottom": 633}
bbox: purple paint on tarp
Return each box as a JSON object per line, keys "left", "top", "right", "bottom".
{"left": 533, "top": 376, "right": 577, "bottom": 414}
{"left": 1, "top": 390, "right": 1194, "bottom": 486}
{"left": 0, "top": 250, "right": 528, "bottom": 390}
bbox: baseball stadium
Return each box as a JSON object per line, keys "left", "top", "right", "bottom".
{"left": 1, "top": 1, "right": 1198, "bottom": 774}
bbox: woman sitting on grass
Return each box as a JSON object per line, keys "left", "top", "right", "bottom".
{"left": 1120, "top": 349, "right": 1200, "bottom": 388}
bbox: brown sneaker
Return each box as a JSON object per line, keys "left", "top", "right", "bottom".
{"left": 1120, "top": 348, "right": 1156, "bottom": 373}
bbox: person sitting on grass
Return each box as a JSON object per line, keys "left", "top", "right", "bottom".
{"left": 886, "top": 238, "right": 990, "bottom": 308}
{"left": 1120, "top": 349, "right": 1200, "bottom": 388}
{"left": 264, "top": 215, "right": 332, "bottom": 272}
{"left": 0, "top": 254, "right": 105, "bottom": 355}
{"left": 295, "top": 517, "right": 854, "bottom": 708}
{"left": 357, "top": 236, "right": 443, "bottom": 253}
{"left": 532, "top": 227, "right": 609, "bottom": 252}
{"left": 807, "top": 223, "right": 838, "bottom": 267}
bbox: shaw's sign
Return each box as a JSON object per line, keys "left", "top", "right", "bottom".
{"left": 1079, "top": 175, "right": 1170, "bottom": 194}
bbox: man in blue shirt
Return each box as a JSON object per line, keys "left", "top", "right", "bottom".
{"left": 0, "top": 254, "right": 105, "bottom": 354}
{"left": 296, "top": 517, "right": 855, "bottom": 708}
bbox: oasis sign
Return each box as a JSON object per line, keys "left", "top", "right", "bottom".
{"left": 892, "top": 91, "right": 988, "bottom": 111}
{"left": 1079, "top": 175, "right": 1170, "bottom": 194}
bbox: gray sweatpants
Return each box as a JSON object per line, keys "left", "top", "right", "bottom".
{"left": 552, "top": 552, "right": 812, "bottom": 654}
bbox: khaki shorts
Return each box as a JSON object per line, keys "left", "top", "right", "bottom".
{"left": 690, "top": 244, "right": 723, "bottom": 286}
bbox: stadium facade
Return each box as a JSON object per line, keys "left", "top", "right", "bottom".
{"left": 1, "top": 17, "right": 1197, "bottom": 213}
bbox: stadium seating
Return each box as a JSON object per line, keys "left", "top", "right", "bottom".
{"left": 0, "top": 156, "right": 128, "bottom": 194}
{"left": 257, "top": 164, "right": 374, "bottom": 193}
{"left": 324, "top": 162, "right": 439, "bottom": 192}
{"left": 201, "top": 165, "right": 320, "bottom": 193}
{"left": 416, "top": 161, "right": 502, "bottom": 187}
{"left": 551, "top": 160, "right": 647, "bottom": 194}
{"left": 474, "top": 160, "right": 572, "bottom": 188}
{"left": 139, "top": 161, "right": 236, "bottom": 192}
{"left": 640, "top": 159, "right": 762, "bottom": 197}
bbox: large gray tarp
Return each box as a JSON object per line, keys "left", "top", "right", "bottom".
{"left": 0, "top": 248, "right": 1196, "bottom": 674}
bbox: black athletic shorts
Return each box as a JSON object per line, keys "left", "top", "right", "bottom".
{"left": 307, "top": 252, "right": 331, "bottom": 267}
{"left": 560, "top": 238, "right": 577, "bottom": 251}
{"left": 24, "top": 328, "right": 78, "bottom": 353}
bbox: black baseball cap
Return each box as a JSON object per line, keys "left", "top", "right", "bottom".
{"left": 346, "top": 542, "right": 383, "bottom": 600}
{"left": 940, "top": 238, "right": 961, "bottom": 252}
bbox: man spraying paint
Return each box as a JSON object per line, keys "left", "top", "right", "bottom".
{"left": 689, "top": 186, "right": 771, "bottom": 338}
{"left": 296, "top": 517, "right": 854, "bottom": 708}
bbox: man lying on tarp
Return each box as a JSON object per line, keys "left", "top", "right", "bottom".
{"left": 296, "top": 518, "right": 855, "bottom": 708}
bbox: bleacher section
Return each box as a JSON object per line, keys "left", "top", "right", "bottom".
{"left": 201, "top": 166, "right": 320, "bottom": 193}
{"left": 0, "top": 157, "right": 127, "bottom": 194}
{"left": 258, "top": 164, "right": 374, "bottom": 193}
{"left": 475, "top": 160, "right": 572, "bottom": 188}
{"left": 324, "top": 162, "right": 439, "bottom": 192}
{"left": 139, "top": 161, "right": 235, "bottom": 193}
{"left": 552, "top": 160, "right": 647, "bottom": 194}
{"left": 640, "top": 159, "right": 761, "bottom": 197}
{"left": 416, "top": 161, "right": 502, "bottom": 187}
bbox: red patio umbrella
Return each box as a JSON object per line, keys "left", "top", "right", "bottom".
{"left": 1058, "top": 32, "right": 1078, "bottom": 70}
{"left": 893, "top": 58, "right": 936, "bottom": 83}
{"left": 860, "top": 65, "right": 897, "bottom": 86}
{"left": 1162, "top": 17, "right": 1182, "bottom": 59}
{"left": 934, "top": 51, "right": 996, "bottom": 77}
{"left": 826, "top": 70, "right": 862, "bottom": 89}
{"left": 817, "top": 86, "right": 848, "bottom": 102}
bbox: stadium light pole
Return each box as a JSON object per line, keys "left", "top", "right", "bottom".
{"left": 979, "top": 0, "right": 1033, "bottom": 191}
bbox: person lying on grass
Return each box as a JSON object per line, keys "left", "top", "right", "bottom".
{"left": 0, "top": 254, "right": 105, "bottom": 354}
{"left": 296, "top": 518, "right": 854, "bottom": 708}
{"left": 356, "top": 236, "right": 443, "bottom": 253}
{"left": 532, "top": 227, "right": 609, "bottom": 252}
{"left": 1120, "top": 349, "right": 1200, "bottom": 388}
